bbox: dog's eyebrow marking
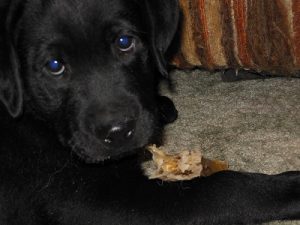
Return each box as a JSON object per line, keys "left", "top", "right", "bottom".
{"left": 111, "top": 18, "right": 145, "bottom": 34}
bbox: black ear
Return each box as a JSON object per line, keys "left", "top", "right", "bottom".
{"left": 0, "top": 4, "right": 23, "bottom": 118}
{"left": 144, "top": 0, "right": 180, "bottom": 77}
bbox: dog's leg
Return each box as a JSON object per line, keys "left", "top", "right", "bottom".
{"left": 130, "top": 170, "right": 300, "bottom": 225}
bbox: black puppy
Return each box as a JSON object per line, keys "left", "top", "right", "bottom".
{"left": 0, "top": 0, "right": 299, "bottom": 224}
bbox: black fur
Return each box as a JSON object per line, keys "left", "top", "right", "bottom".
{"left": 0, "top": 0, "right": 299, "bottom": 224}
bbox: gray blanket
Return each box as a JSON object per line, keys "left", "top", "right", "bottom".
{"left": 160, "top": 70, "right": 300, "bottom": 225}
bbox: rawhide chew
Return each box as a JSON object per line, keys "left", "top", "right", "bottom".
{"left": 142, "top": 145, "right": 229, "bottom": 181}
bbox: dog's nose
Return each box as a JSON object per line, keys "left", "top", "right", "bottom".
{"left": 96, "top": 120, "right": 135, "bottom": 146}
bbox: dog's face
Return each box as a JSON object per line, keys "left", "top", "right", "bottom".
{"left": 0, "top": 0, "right": 179, "bottom": 162}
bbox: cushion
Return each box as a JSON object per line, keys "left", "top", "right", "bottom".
{"left": 172, "top": 0, "right": 300, "bottom": 76}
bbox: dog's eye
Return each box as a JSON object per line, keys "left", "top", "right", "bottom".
{"left": 46, "top": 59, "right": 65, "bottom": 76}
{"left": 117, "top": 35, "right": 135, "bottom": 52}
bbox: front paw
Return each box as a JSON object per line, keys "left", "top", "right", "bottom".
{"left": 275, "top": 171, "right": 300, "bottom": 219}
{"left": 278, "top": 171, "right": 300, "bottom": 194}
{"left": 157, "top": 96, "right": 178, "bottom": 125}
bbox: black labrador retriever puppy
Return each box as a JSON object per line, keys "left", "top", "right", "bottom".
{"left": 0, "top": 0, "right": 299, "bottom": 224}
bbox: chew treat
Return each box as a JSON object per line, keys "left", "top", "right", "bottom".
{"left": 142, "top": 145, "right": 229, "bottom": 181}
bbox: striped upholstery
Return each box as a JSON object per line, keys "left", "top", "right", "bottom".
{"left": 172, "top": 0, "right": 300, "bottom": 76}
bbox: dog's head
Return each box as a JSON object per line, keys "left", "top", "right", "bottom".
{"left": 0, "top": 0, "right": 179, "bottom": 162}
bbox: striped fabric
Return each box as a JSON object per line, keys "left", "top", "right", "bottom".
{"left": 172, "top": 0, "right": 300, "bottom": 76}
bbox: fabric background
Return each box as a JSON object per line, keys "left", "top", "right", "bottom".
{"left": 172, "top": 0, "right": 300, "bottom": 77}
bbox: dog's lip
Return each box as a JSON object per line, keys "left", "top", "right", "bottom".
{"left": 72, "top": 145, "right": 111, "bottom": 163}
{"left": 84, "top": 148, "right": 141, "bottom": 163}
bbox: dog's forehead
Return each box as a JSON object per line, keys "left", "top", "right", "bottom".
{"left": 41, "top": 0, "right": 141, "bottom": 27}
{"left": 24, "top": 0, "right": 145, "bottom": 44}
{"left": 54, "top": 0, "right": 136, "bottom": 17}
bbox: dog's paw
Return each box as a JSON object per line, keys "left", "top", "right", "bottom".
{"left": 279, "top": 171, "right": 300, "bottom": 193}
{"left": 279, "top": 171, "right": 300, "bottom": 219}
{"left": 157, "top": 96, "right": 178, "bottom": 125}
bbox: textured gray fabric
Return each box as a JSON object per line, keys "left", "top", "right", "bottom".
{"left": 160, "top": 70, "right": 300, "bottom": 225}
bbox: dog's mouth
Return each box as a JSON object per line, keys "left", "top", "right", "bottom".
{"left": 67, "top": 131, "right": 141, "bottom": 163}
{"left": 70, "top": 142, "right": 142, "bottom": 163}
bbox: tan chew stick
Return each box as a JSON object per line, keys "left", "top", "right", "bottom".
{"left": 142, "top": 145, "right": 229, "bottom": 182}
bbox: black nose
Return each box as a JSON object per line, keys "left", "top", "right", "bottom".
{"left": 96, "top": 120, "right": 135, "bottom": 147}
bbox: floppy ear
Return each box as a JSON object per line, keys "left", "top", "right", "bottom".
{"left": 144, "top": 0, "right": 180, "bottom": 77}
{"left": 0, "top": 5, "right": 23, "bottom": 118}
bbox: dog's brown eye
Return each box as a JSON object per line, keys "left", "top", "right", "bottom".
{"left": 117, "top": 35, "right": 135, "bottom": 52}
{"left": 46, "top": 59, "right": 65, "bottom": 76}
